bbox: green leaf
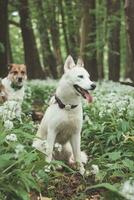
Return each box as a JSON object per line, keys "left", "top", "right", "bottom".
{"left": 107, "top": 151, "right": 121, "bottom": 161}
{"left": 0, "top": 154, "right": 14, "bottom": 169}
{"left": 122, "top": 159, "right": 134, "bottom": 171}
{"left": 86, "top": 183, "right": 123, "bottom": 197}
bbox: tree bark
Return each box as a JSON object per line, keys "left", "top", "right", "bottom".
{"left": 96, "top": 0, "right": 106, "bottom": 80}
{"left": 80, "top": 0, "right": 98, "bottom": 81}
{"left": 58, "top": 0, "right": 69, "bottom": 56}
{"left": 48, "top": 0, "right": 63, "bottom": 74}
{"left": 34, "top": 0, "right": 58, "bottom": 79}
{"left": 107, "top": 0, "right": 120, "bottom": 81}
{"left": 19, "top": 0, "right": 44, "bottom": 79}
{"left": 64, "top": 0, "right": 78, "bottom": 59}
{"left": 124, "top": 0, "right": 134, "bottom": 81}
{"left": 0, "top": 0, "right": 9, "bottom": 77}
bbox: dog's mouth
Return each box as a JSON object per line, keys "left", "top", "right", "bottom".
{"left": 73, "top": 84, "right": 93, "bottom": 103}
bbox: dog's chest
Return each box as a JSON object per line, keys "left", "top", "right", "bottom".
{"left": 2, "top": 78, "right": 24, "bottom": 101}
{"left": 7, "top": 89, "right": 24, "bottom": 101}
{"left": 55, "top": 113, "right": 82, "bottom": 144}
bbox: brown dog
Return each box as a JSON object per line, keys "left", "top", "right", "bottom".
{"left": 2, "top": 64, "right": 27, "bottom": 101}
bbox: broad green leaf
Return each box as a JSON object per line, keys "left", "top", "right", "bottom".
{"left": 122, "top": 159, "right": 134, "bottom": 171}
{"left": 107, "top": 151, "right": 121, "bottom": 161}
{"left": 0, "top": 154, "right": 14, "bottom": 169}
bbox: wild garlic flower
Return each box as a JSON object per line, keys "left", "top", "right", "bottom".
{"left": 4, "top": 120, "right": 14, "bottom": 130}
{"left": 120, "top": 179, "right": 134, "bottom": 200}
{"left": 54, "top": 143, "right": 62, "bottom": 152}
{"left": 2, "top": 100, "right": 22, "bottom": 121}
{"left": 91, "top": 164, "right": 99, "bottom": 175}
{"left": 5, "top": 133, "right": 17, "bottom": 142}
{"left": 32, "top": 139, "right": 48, "bottom": 153}
{"left": 15, "top": 144, "right": 24, "bottom": 154}
{"left": 14, "top": 144, "right": 25, "bottom": 158}
{"left": 44, "top": 165, "right": 51, "bottom": 173}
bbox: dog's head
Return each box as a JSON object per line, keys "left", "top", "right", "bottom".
{"left": 8, "top": 64, "right": 27, "bottom": 88}
{"left": 0, "top": 79, "right": 7, "bottom": 103}
{"left": 64, "top": 55, "right": 96, "bottom": 103}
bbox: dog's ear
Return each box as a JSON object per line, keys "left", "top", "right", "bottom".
{"left": 64, "top": 55, "right": 75, "bottom": 72}
{"left": 21, "top": 64, "right": 27, "bottom": 71}
{"left": 77, "top": 57, "right": 84, "bottom": 67}
{"left": 8, "top": 64, "right": 14, "bottom": 71}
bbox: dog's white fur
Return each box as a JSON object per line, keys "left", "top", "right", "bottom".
{"left": 1, "top": 64, "right": 27, "bottom": 121}
{"left": 33, "top": 56, "right": 95, "bottom": 174}
{"left": 2, "top": 78, "right": 25, "bottom": 102}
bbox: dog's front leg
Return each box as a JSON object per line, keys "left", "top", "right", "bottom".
{"left": 70, "top": 133, "right": 85, "bottom": 175}
{"left": 45, "top": 128, "right": 56, "bottom": 163}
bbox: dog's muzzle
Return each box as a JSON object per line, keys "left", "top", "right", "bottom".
{"left": 73, "top": 84, "right": 96, "bottom": 103}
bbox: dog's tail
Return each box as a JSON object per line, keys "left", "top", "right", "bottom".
{"left": 81, "top": 151, "right": 88, "bottom": 164}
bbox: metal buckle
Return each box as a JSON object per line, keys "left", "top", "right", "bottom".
{"left": 65, "top": 104, "right": 71, "bottom": 110}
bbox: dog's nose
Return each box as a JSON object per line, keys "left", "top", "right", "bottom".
{"left": 18, "top": 77, "right": 22, "bottom": 82}
{"left": 91, "top": 83, "right": 96, "bottom": 90}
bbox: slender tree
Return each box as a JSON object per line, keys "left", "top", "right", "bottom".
{"left": 47, "top": 0, "right": 63, "bottom": 73}
{"left": 19, "top": 0, "right": 44, "bottom": 79}
{"left": 96, "top": 0, "right": 106, "bottom": 80}
{"left": 33, "top": 0, "right": 58, "bottom": 78}
{"left": 125, "top": 0, "right": 134, "bottom": 81}
{"left": 107, "top": 0, "right": 121, "bottom": 81}
{"left": 0, "top": 0, "right": 9, "bottom": 77}
{"left": 58, "top": 0, "right": 69, "bottom": 55}
{"left": 64, "top": 0, "right": 77, "bottom": 58}
{"left": 80, "top": 0, "right": 98, "bottom": 81}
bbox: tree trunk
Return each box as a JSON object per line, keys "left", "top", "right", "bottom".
{"left": 125, "top": 38, "right": 134, "bottom": 80}
{"left": 0, "top": 0, "right": 9, "bottom": 77}
{"left": 19, "top": 0, "right": 44, "bottom": 79}
{"left": 64, "top": 0, "right": 77, "bottom": 59}
{"left": 48, "top": 0, "right": 63, "bottom": 74}
{"left": 34, "top": 0, "right": 58, "bottom": 79}
{"left": 80, "top": 0, "right": 98, "bottom": 81}
{"left": 124, "top": 0, "right": 134, "bottom": 81}
{"left": 7, "top": 25, "right": 13, "bottom": 63}
{"left": 107, "top": 0, "right": 120, "bottom": 81}
{"left": 96, "top": 0, "right": 105, "bottom": 80}
{"left": 58, "top": 0, "right": 69, "bottom": 55}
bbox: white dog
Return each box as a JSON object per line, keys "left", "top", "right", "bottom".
{"left": 33, "top": 56, "right": 96, "bottom": 174}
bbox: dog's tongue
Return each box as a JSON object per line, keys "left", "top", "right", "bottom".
{"left": 84, "top": 92, "right": 93, "bottom": 103}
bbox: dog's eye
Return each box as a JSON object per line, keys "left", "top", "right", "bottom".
{"left": 21, "top": 71, "right": 25, "bottom": 75}
{"left": 78, "top": 75, "right": 84, "bottom": 78}
{"left": 13, "top": 71, "right": 18, "bottom": 75}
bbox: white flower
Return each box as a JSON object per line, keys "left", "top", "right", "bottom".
{"left": 4, "top": 120, "right": 14, "bottom": 130}
{"left": 91, "top": 164, "right": 99, "bottom": 175}
{"left": 120, "top": 179, "right": 134, "bottom": 200}
{"left": 54, "top": 143, "right": 62, "bottom": 152}
{"left": 44, "top": 165, "right": 51, "bottom": 173}
{"left": 32, "top": 139, "right": 48, "bottom": 152}
{"left": 5, "top": 133, "right": 17, "bottom": 142}
{"left": 15, "top": 144, "right": 25, "bottom": 155}
{"left": 2, "top": 100, "right": 22, "bottom": 121}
